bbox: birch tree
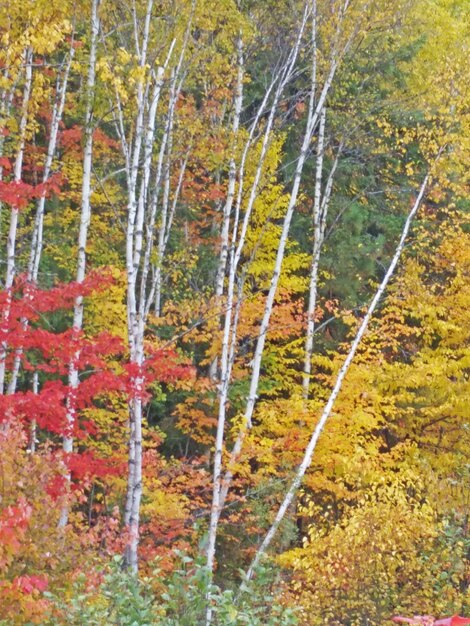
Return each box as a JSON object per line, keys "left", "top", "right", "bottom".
{"left": 118, "top": 0, "right": 160, "bottom": 570}
{"left": 246, "top": 169, "right": 433, "bottom": 580}
{"left": 7, "top": 45, "right": 75, "bottom": 396}
{"left": 205, "top": 7, "right": 311, "bottom": 596}
{"left": 302, "top": 109, "right": 344, "bottom": 401}
{"left": 0, "top": 0, "right": 74, "bottom": 394}
{"left": 59, "top": 0, "right": 100, "bottom": 528}
{"left": 0, "top": 47, "right": 33, "bottom": 394}
{"left": 207, "top": 36, "right": 244, "bottom": 381}
{"left": 104, "top": 0, "right": 194, "bottom": 570}
{"left": 211, "top": 0, "right": 358, "bottom": 541}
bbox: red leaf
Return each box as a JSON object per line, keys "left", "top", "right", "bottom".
{"left": 0, "top": 157, "right": 11, "bottom": 170}
{"left": 14, "top": 575, "right": 48, "bottom": 594}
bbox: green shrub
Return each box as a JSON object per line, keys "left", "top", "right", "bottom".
{"left": 43, "top": 553, "right": 298, "bottom": 626}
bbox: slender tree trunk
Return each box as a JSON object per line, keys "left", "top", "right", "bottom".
{"left": 152, "top": 69, "right": 178, "bottom": 317}
{"left": 124, "top": 35, "right": 181, "bottom": 544}
{"left": 205, "top": 9, "right": 311, "bottom": 624}
{"left": 152, "top": 14, "right": 193, "bottom": 316}
{"left": 29, "top": 371, "right": 39, "bottom": 453}
{"left": 206, "top": 48, "right": 299, "bottom": 545}
{"left": 29, "top": 50, "right": 74, "bottom": 283}
{"left": 205, "top": 4, "right": 372, "bottom": 597}
{"left": 218, "top": 22, "right": 340, "bottom": 515}
{"left": 123, "top": 321, "right": 145, "bottom": 571}
{"left": 59, "top": 0, "right": 100, "bottom": 528}
{"left": 4, "top": 47, "right": 32, "bottom": 290}
{"left": 302, "top": 106, "right": 326, "bottom": 401}
{"left": 245, "top": 171, "right": 432, "bottom": 580}
{"left": 125, "top": 46, "right": 185, "bottom": 565}
{"left": 0, "top": 72, "right": 16, "bottom": 239}
{"left": 208, "top": 37, "right": 244, "bottom": 381}
{"left": 0, "top": 47, "right": 33, "bottom": 394}
{"left": 8, "top": 48, "right": 74, "bottom": 395}
{"left": 122, "top": 0, "right": 189, "bottom": 573}
{"left": 214, "top": 38, "right": 244, "bottom": 301}
{"left": 302, "top": 129, "right": 342, "bottom": 402}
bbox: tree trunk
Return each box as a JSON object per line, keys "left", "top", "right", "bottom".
{"left": 8, "top": 47, "right": 74, "bottom": 395}
{"left": 0, "top": 47, "right": 33, "bottom": 394}
{"left": 59, "top": 0, "right": 100, "bottom": 528}
{"left": 205, "top": 7, "right": 311, "bottom": 624}
{"left": 245, "top": 170, "right": 432, "bottom": 580}
{"left": 219, "top": 23, "right": 340, "bottom": 516}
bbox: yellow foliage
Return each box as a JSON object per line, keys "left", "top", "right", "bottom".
{"left": 281, "top": 466, "right": 466, "bottom": 626}
{"left": 84, "top": 266, "right": 127, "bottom": 340}
{"left": 243, "top": 134, "right": 309, "bottom": 295}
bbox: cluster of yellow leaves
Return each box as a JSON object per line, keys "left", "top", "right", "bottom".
{"left": 278, "top": 204, "right": 470, "bottom": 623}
{"left": 281, "top": 467, "right": 466, "bottom": 626}
{"left": 243, "top": 134, "right": 309, "bottom": 295}
{"left": 84, "top": 266, "right": 127, "bottom": 340}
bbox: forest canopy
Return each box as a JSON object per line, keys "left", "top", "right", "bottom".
{"left": 0, "top": 0, "right": 468, "bottom": 624}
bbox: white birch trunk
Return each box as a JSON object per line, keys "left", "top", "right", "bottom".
{"left": 245, "top": 171, "right": 431, "bottom": 580}
{"left": 29, "top": 49, "right": 74, "bottom": 283}
{"left": 28, "top": 371, "right": 39, "bottom": 454}
{"left": 302, "top": 106, "right": 326, "bottom": 401}
{"left": 59, "top": 0, "right": 100, "bottom": 528}
{"left": 302, "top": 134, "right": 342, "bottom": 401}
{"left": 205, "top": 4, "right": 372, "bottom": 599}
{"left": 151, "top": 19, "right": 192, "bottom": 316}
{"left": 218, "top": 26, "right": 340, "bottom": 515}
{"left": 5, "top": 47, "right": 33, "bottom": 291}
{"left": 214, "top": 38, "right": 244, "bottom": 302}
{"left": 208, "top": 38, "right": 244, "bottom": 381}
{"left": 122, "top": 0, "right": 192, "bottom": 573}
{"left": 8, "top": 48, "right": 75, "bottom": 395}
{"left": 210, "top": 65, "right": 287, "bottom": 394}
{"left": 0, "top": 72, "right": 16, "bottom": 239}
{"left": 205, "top": 10, "right": 311, "bottom": 623}
{"left": 150, "top": 74, "right": 177, "bottom": 317}
{"left": 125, "top": 55, "right": 184, "bottom": 567}
{"left": 0, "top": 47, "right": 33, "bottom": 394}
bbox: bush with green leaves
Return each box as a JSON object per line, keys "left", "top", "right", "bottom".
{"left": 42, "top": 553, "right": 298, "bottom": 626}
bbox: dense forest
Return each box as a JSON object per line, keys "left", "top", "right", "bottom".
{"left": 0, "top": 0, "right": 468, "bottom": 623}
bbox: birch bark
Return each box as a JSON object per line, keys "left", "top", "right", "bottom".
{"left": 207, "top": 36, "right": 243, "bottom": 379}
{"left": 302, "top": 110, "right": 343, "bottom": 401}
{"left": 302, "top": 106, "right": 326, "bottom": 400}
{"left": 207, "top": 55, "right": 299, "bottom": 538}
{"left": 214, "top": 38, "right": 244, "bottom": 303}
{"left": 122, "top": 12, "right": 189, "bottom": 570}
{"left": 205, "top": 8, "right": 311, "bottom": 623}
{"left": 215, "top": 0, "right": 362, "bottom": 520}
{"left": 122, "top": 0, "right": 155, "bottom": 569}
{"left": 8, "top": 47, "right": 75, "bottom": 395}
{"left": 245, "top": 171, "right": 432, "bottom": 580}
{"left": 0, "top": 72, "right": 16, "bottom": 240}
{"left": 218, "top": 13, "right": 340, "bottom": 515}
{"left": 59, "top": 0, "right": 100, "bottom": 528}
{"left": 0, "top": 47, "right": 33, "bottom": 394}
{"left": 151, "top": 10, "right": 193, "bottom": 315}
{"left": 29, "top": 49, "right": 75, "bottom": 283}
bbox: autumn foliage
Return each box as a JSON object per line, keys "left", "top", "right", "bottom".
{"left": 0, "top": 0, "right": 469, "bottom": 623}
